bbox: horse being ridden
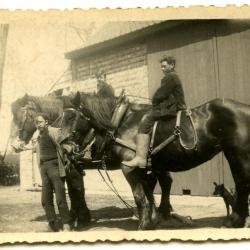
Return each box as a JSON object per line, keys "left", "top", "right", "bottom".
{"left": 61, "top": 88, "right": 250, "bottom": 229}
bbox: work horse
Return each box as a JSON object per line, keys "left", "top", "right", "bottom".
{"left": 11, "top": 93, "right": 173, "bottom": 230}
{"left": 60, "top": 91, "right": 250, "bottom": 229}
{"left": 10, "top": 94, "right": 92, "bottom": 229}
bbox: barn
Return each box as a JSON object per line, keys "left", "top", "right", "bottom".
{"left": 62, "top": 19, "right": 250, "bottom": 196}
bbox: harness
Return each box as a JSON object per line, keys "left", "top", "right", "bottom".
{"left": 113, "top": 109, "right": 198, "bottom": 155}
{"left": 62, "top": 97, "right": 198, "bottom": 221}
{"left": 150, "top": 109, "right": 198, "bottom": 156}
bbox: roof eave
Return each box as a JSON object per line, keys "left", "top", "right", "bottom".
{"left": 65, "top": 20, "right": 185, "bottom": 60}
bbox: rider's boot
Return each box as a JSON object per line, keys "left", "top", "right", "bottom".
{"left": 122, "top": 133, "right": 150, "bottom": 168}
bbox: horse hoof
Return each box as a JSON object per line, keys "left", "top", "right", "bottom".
{"left": 244, "top": 216, "right": 250, "bottom": 228}
{"left": 223, "top": 213, "right": 245, "bottom": 228}
{"left": 138, "top": 220, "right": 155, "bottom": 230}
{"left": 158, "top": 207, "right": 172, "bottom": 220}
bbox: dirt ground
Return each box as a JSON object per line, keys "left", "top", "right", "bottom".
{"left": 0, "top": 185, "right": 230, "bottom": 233}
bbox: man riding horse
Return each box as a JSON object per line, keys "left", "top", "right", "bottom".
{"left": 123, "top": 55, "right": 187, "bottom": 168}
{"left": 96, "top": 70, "right": 115, "bottom": 98}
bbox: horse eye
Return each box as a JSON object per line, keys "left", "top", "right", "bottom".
{"left": 68, "top": 114, "right": 76, "bottom": 121}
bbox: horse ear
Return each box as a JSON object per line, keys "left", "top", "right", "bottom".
{"left": 23, "top": 93, "right": 28, "bottom": 102}
{"left": 71, "top": 92, "right": 81, "bottom": 108}
{"left": 213, "top": 182, "right": 218, "bottom": 186}
{"left": 18, "top": 93, "right": 29, "bottom": 107}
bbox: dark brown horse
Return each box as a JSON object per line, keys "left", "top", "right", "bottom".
{"left": 60, "top": 92, "right": 250, "bottom": 229}
{"left": 11, "top": 94, "right": 172, "bottom": 230}
{"left": 10, "top": 94, "right": 92, "bottom": 229}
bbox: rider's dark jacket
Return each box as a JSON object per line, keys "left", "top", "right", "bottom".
{"left": 97, "top": 80, "right": 115, "bottom": 98}
{"left": 152, "top": 70, "right": 187, "bottom": 119}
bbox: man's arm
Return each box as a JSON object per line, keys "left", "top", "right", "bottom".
{"left": 23, "top": 129, "right": 39, "bottom": 150}
{"left": 12, "top": 130, "right": 39, "bottom": 152}
{"left": 152, "top": 75, "right": 177, "bottom": 105}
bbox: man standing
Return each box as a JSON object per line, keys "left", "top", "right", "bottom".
{"left": 122, "top": 55, "right": 187, "bottom": 168}
{"left": 33, "top": 113, "right": 71, "bottom": 232}
{"left": 96, "top": 70, "right": 115, "bottom": 98}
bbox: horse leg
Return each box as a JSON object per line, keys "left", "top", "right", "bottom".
{"left": 143, "top": 171, "right": 160, "bottom": 228}
{"left": 231, "top": 182, "right": 249, "bottom": 227}
{"left": 156, "top": 170, "right": 173, "bottom": 219}
{"left": 224, "top": 152, "right": 250, "bottom": 227}
{"left": 66, "top": 167, "right": 91, "bottom": 229}
{"left": 121, "top": 166, "right": 155, "bottom": 230}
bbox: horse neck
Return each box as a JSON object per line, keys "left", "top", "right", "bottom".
{"left": 116, "top": 103, "right": 151, "bottom": 133}
{"left": 81, "top": 94, "right": 116, "bottom": 130}
{"left": 29, "top": 96, "right": 63, "bottom": 120}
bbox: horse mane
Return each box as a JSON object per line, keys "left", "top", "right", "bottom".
{"left": 11, "top": 95, "right": 64, "bottom": 123}
{"left": 79, "top": 92, "right": 117, "bottom": 130}
{"left": 28, "top": 95, "right": 64, "bottom": 122}
{"left": 11, "top": 97, "right": 25, "bottom": 118}
{"left": 78, "top": 92, "right": 153, "bottom": 131}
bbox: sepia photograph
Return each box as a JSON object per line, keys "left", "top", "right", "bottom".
{"left": 0, "top": 8, "right": 250, "bottom": 243}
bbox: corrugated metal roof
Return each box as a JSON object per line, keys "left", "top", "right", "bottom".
{"left": 65, "top": 21, "right": 172, "bottom": 59}
{"left": 84, "top": 21, "right": 163, "bottom": 48}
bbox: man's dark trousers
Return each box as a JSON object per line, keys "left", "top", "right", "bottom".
{"left": 40, "top": 159, "right": 71, "bottom": 224}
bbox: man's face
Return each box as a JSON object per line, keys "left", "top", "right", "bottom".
{"left": 97, "top": 74, "right": 106, "bottom": 83}
{"left": 161, "top": 61, "right": 174, "bottom": 75}
{"left": 35, "top": 116, "right": 48, "bottom": 132}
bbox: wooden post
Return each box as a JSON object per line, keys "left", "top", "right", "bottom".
{"left": 0, "top": 24, "right": 8, "bottom": 110}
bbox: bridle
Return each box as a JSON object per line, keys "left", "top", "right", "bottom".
{"left": 18, "top": 104, "right": 37, "bottom": 139}
{"left": 62, "top": 107, "right": 90, "bottom": 139}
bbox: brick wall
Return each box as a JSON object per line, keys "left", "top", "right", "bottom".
{"left": 71, "top": 42, "right": 150, "bottom": 103}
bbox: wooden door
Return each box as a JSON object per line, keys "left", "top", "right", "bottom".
{"left": 147, "top": 21, "right": 223, "bottom": 195}
{"left": 215, "top": 20, "right": 250, "bottom": 191}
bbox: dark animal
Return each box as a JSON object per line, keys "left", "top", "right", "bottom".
{"left": 11, "top": 93, "right": 173, "bottom": 230}
{"left": 213, "top": 182, "right": 236, "bottom": 217}
{"left": 11, "top": 94, "right": 91, "bottom": 229}
{"left": 60, "top": 92, "right": 250, "bottom": 229}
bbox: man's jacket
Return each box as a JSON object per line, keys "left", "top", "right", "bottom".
{"left": 97, "top": 81, "right": 115, "bottom": 98}
{"left": 30, "top": 126, "right": 66, "bottom": 177}
{"left": 152, "top": 71, "right": 187, "bottom": 119}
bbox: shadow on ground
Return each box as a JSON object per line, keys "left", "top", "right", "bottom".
{"left": 159, "top": 216, "right": 226, "bottom": 230}
{"left": 76, "top": 206, "right": 227, "bottom": 231}
{"left": 31, "top": 215, "right": 47, "bottom": 222}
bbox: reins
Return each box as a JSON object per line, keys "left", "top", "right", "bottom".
{"left": 61, "top": 107, "right": 139, "bottom": 219}
{"left": 97, "top": 160, "right": 138, "bottom": 219}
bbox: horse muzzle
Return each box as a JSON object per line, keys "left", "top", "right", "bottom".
{"left": 61, "top": 142, "right": 79, "bottom": 155}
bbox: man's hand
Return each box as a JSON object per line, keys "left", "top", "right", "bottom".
{"left": 11, "top": 141, "right": 26, "bottom": 153}
{"left": 11, "top": 139, "right": 35, "bottom": 153}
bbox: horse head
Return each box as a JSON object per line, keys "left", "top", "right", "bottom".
{"left": 11, "top": 94, "right": 37, "bottom": 144}
{"left": 11, "top": 94, "right": 65, "bottom": 146}
{"left": 60, "top": 92, "right": 92, "bottom": 145}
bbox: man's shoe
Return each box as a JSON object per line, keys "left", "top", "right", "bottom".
{"left": 122, "top": 156, "right": 147, "bottom": 168}
{"left": 48, "top": 221, "right": 59, "bottom": 232}
{"left": 61, "top": 224, "right": 72, "bottom": 232}
{"left": 122, "top": 134, "right": 150, "bottom": 168}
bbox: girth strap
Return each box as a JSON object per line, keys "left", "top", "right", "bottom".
{"left": 150, "top": 133, "right": 178, "bottom": 156}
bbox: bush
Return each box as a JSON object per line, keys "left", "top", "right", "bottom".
{"left": 0, "top": 160, "right": 20, "bottom": 186}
